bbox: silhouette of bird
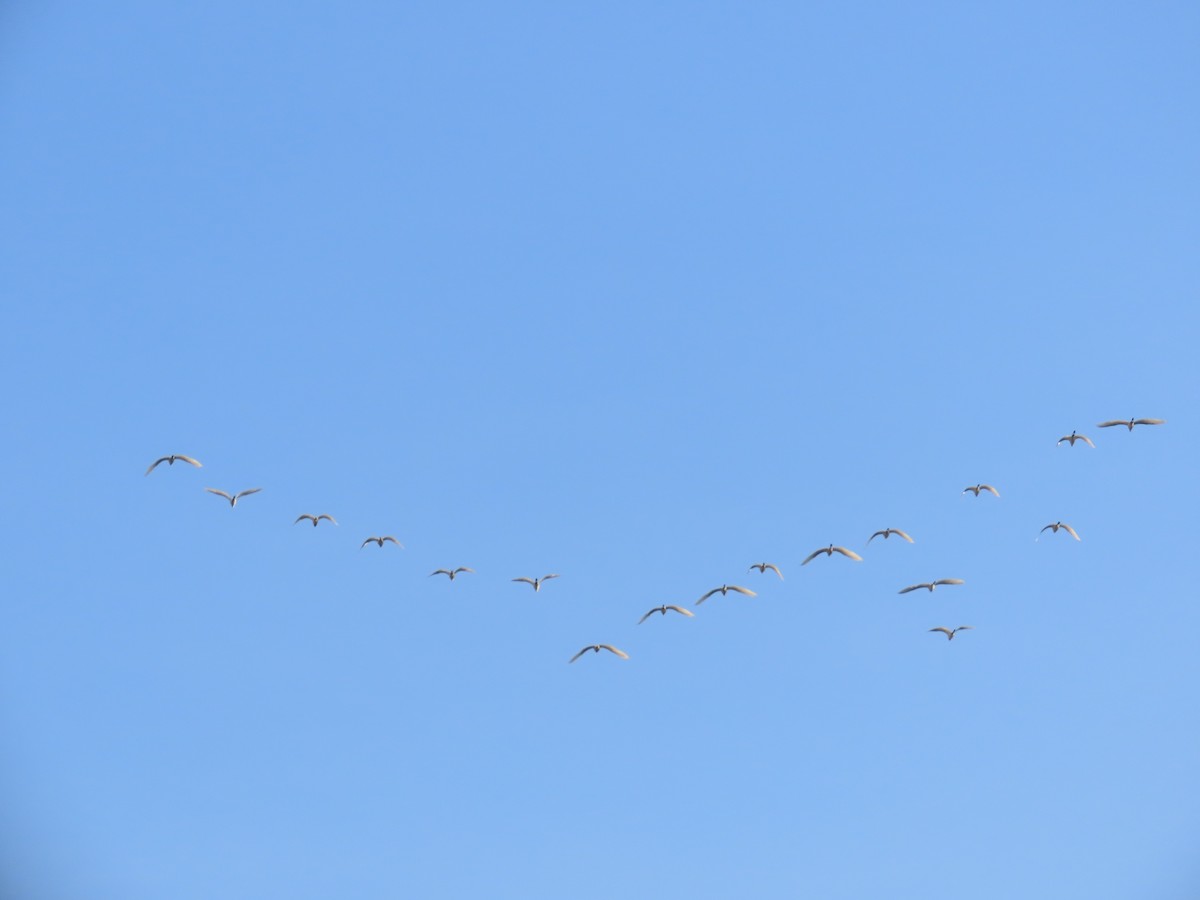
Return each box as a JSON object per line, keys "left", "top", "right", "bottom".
{"left": 638, "top": 604, "right": 695, "bottom": 624}
{"left": 513, "top": 574, "right": 559, "bottom": 591}
{"left": 205, "top": 487, "right": 261, "bottom": 507}
{"left": 568, "top": 644, "right": 629, "bottom": 663}
{"left": 145, "top": 454, "right": 202, "bottom": 475}
{"left": 361, "top": 536, "right": 403, "bottom": 548}
{"left": 1040, "top": 521, "right": 1081, "bottom": 541}
{"left": 801, "top": 545, "right": 863, "bottom": 565}
{"left": 899, "top": 578, "right": 965, "bottom": 594}
{"left": 294, "top": 514, "right": 337, "bottom": 527}
{"left": 867, "top": 528, "right": 914, "bottom": 545}
{"left": 431, "top": 567, "right": 474, "bottom": 580}
{"left": 748, "top": 562, "right": 784, "bottom": 580}
{"left": 929, "top": 626, "right": 973, "bottom": 641}
{"left": 696, "top": 584, "right": 757, "bottom": 605}
{"left": 1057, "top": 431, "right": 1095, "bottom": 448}
{"left": 962, "top": 484, "right": 1000, "bottom": 497}
{"left": 1098, "top": 417, "right": 1165, "bottom": 431}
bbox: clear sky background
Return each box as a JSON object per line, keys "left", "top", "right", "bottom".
{"left": 2, "top": 2, "right": 1198, "bottom": 898}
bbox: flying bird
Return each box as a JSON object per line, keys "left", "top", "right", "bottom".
{"left": 513, "top": 574, "right": 559, "bottom": 591}
{"left": 294, "top": 514, "right": 337, "bottom": 527}
{"left": 1040, "top": 521, "right": 1081, "bottom": 541}
{"left": 1097, "top": 417, "right": 1165, "bottom": 431}
{"left": 431, "top": 567, "right": 475, "bottom": 580}
{"left": 638, "top": 604, "right": 695, "bottom": 624}
{"left": 569, "top": 644, "right": 630, "bottom": 663}
{"left": 696, "top": 584, "right": 757, "bottom": 605}
{"left": 801, "top": 545, "right": 863, "bottom": 565}
{"left": 867, "top": 528, "right": 914, "bottom": 545}
{"left": 1057, "top": 431, "right": 1095, "bottom": 448}
{"left": 929, "top": 626, "right": 973, "bottom": 641}
{"left": 145, "top": 454, "right": 202, "bottom": 475}
{"left": 899, "top": 578, "right": 965, "bottom": 594}
{"left": 962, "top": 484, "right": 1000, "bottom": 497}
{"left": 361, "top": 536, "right": 403, "bottom": 548}
{"left": 748, "top": 562, "right": 784, "bottom": 580}
{"left": 205, "top": 487, "right": 261, "bottom": 507}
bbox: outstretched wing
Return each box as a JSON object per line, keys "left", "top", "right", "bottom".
{"left": 381, "top": 536, "right": 403, "bottom": 547}
{"left": 175, "top": 455, "right": 202, "bottom": 468}
{"left": 454, "top": 567, "right": 475, "bottom": 575}
{"left": 891, "top": 529, "right": 914, "bottom": 543}
{"left": 1078, "top": 435, "right": 1095, "bottom": 447}
{"left": 1134, "top": 418, "right": 1165, "bottom": 426}
{"left": 726, "top": 585, "right": 757, "bottom": 597}
{"left": 980, "top": 484, "right": 1000, "bottom": 497}
{"left": 898, "top": 584, "right": 926, "bottom": 594}
{"left": 568, "top": 647, "right": 591, "bottom": 664}
{"left": 933, "top": 578, "right": 965, "bottom": 587}
{"left": 800, "top": 549, "right": 824, "bottom": 566}
{"left": 695, "top": 588, "right": 719, "bottom": 605}
{"left": 361, "top": 537, "right": 378, "bottom": 548}
{"left": 637, "top": 609, "right": 658, "bottom": 624}
{"left": 1061, "top": 523, "right": 1081, "bottom": 541}
{"left": 431, "top": 569, "right": 452, "bottom": 577}
{"left": 295, "top": 515, "right": 315, "bottom": 524}
{"left": 205, "top": 488, "right": 233, "bottom": 501}
{"left": 234, "top": 488, "right": 262, "bottom": 501}
{"left": 929, "top": 627, "right": 954, "bottom": 638}
{"left": 664, "top": 605, "right": 694, "bottom": 617}
{"left": 317, "top": 514, "right": 337, "bottom": 524}
{"left": 832, "top": 546, "right": 863, "bottom": 561}
{"left": 513, "top": 577, "right": 537, "bottom": 586}
{"left": 599, "top": 644, "right": 630, "bottom": 659}
{"left": 954, "top": 625, "right": 974, "bottom": 633}
{"left": 145, "top": 457, "right": 169, "bottom": 475}
{"left": 764, "top": 564, "right": 784, "bottom": 580}
{"left": 541, "top": 573, "right": 560, "bottom": 582}
{"left": 1097, "top": 420, "right": 1125, "bottom": 428}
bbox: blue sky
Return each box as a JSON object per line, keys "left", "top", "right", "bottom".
{"left": 2, "top": 2, "right": 1198, "bottom": 898}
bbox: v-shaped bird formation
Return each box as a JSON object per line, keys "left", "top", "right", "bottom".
{"left": 145, "top": 416, "right": 1165, "bottom": 660}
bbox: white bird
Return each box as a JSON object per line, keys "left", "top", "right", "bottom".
{"left": 1097, "top": 417, "right": 1165, "bottom": 431}
{"left": 1057, "top": 431, "right": 1095, "bottom": 448}
{"left": 294, "top": 514, "right": 337, "bottom": 527}
{"left": 899, "top": 578, "right": 965, "bottom": 594}
{"left": 1040, "top": 521, "right": 1080, "bottom": 540}
{"left": 962, "top": 484, "right": 1000, "bottom": 497}
{"left": 569, "top": 644, "right": 629, "bottom": 663}
{"left": 801, "top": 545, "right": 863, "bottom": 565}
{"left": 638, "top": 604, "right": 695, "bottom": 624}
{"left": 145, "top": 454, "right": 202, "bottom": 475}
{"left": 361, "top": 536, "right": 403, "bottom": 548}
{"left": 431, "top": 567, "right": 474, "bottom": 580}
{"left": 513, "top": 574, "right": 559, "bottom": 591}
{"left": 929, "top": 626, "right": 973, "bottom": 641}
{"left": 867, "top": 528, "right": 914, "bottom": 545}
{"left": 696, "top": 584, "right": 757, "bottom": 605}
{"left": 748, "top": 562, "right": 784, "bottom": 580}
{"left": 205, "top": 487, "right": 262, "bottom": 507}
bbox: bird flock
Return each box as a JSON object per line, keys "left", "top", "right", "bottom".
{"left": 146, "top": 417, "right": 1165, "bottom": 662}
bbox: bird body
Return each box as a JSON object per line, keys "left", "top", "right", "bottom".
{"left": 568, "top": 644, "right": 629, "bottom": 663}
{"left": 801, "top": 544, "right": 863, "bottom": 565}
{"left": 899, "top": 578, "right": 965, "bottom": 594}
{"left": 1040, "top": 521, "right": 1081, "bottom": 540}
{"left": 929, "top": 626, "right": 973, "bottom": 641}
{"left": 962, "top": 484, "right": 1000, "bottom": 497}
{"left": 867, "top": 528, "right": 914, "bottom": 545}
{"left": 1098, "top": 417, "right": 1165, "bottom": 431}
{"left": 638, "top": 604, "right": 694, "bottom": 624}
{"left": 513, "top": 574, "right": 559, "bottom": 591}
{"left": 361, "top": 536, "right": 403, "bottom": 548}
{"left": 205, "top": 487, "right": 262, "bottom": 507}
{"left": 295, "top": 514, "right": 337, "bottom": 527}
{"left": 431, "top": 567, "right": 475, "bottom": 580}
{"left": 145, "top": 454, "right": 202, "bottom": 475}
{"left": 748, "top": 562, "right": 784, "bottom": 580}
{"left": 1057, "top": 431, "right": 1095, "bottom": 448}
{"left": 696, "top": 584, "right": 757, "bottom": 605}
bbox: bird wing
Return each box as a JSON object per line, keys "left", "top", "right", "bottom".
{"left": 205, "top": 488, "right": 233, "bottom": 501}
{"left": 1134, "top": 418, "right": 1165, "bottom": 426}
{"left": 294, "top": 515, "right": 314, "bottom": 524}
{"left": 637, "top": 610, "right": 657, "bottom": 624}
{"left": 568, "top": 647, "right": 591, "bottom": 663}
{"left": 382, "top": 536, "right": 403, "bottom": 546}
{"left": 1079, "top": 435, "right": 1095, "bottom": 447}
{"left": 800, "top": 549, "right": 823, "bottom": 565}
{"left": 455, "top": 567, "right": 475, "bottom": 575}
{"left": 726, "top": 585, "right": 757, "bottom": 597}
{"left": 962, "top": 486, "right": 978, "bottom": 494}
{"left": 765, "top": 564, "right": 783, "bottom": 580}
{"left": 866, "top": 531, "right": 883, "bottom": 544}
{"left": 176, "top": 455, "right": 202, "bottom": 468}
{"left": 541, "top": 573, "right": 560, "bottom": 581}
{"left": 513, "top": 577, "right": 536, "bottom": 586}
{"left": 599, "top": 645, "right": 629, "bottom": 659}
{"left": 1061, "top": 523, "right": 1081, "bottom": 541}
{"left": 317, "top": 514, "right": 337, "bottom": 524}
{"left": 981, "top": 484, "right": 999, "bottom": 497}
{"left": 954, "top": 625, "right": 974, "bottom": 632}
{"left": 234, "top": 488, "right": 262, "bottom": 500}
{"left": 892, "top": 529, "right": 914, "bottom": 543}
{"left": 933, "top": 578, "right": 965, "bottom": 587}
{"left": 1040, "top": 523, "right": 1055, "bottom": 533}
{"left": 665, "top": 605, "right": 694, "bottom": 617}
{"left": 898, "top": 584, "right": 925, "bottom": 594}
{"left": 1097, "top": 420, "right": 1125, "bottom": 428}
{"left": 145, "top": 457, "right": 168, "bottom": 475}
{"left": 832, "top": 546, "right": 863, "bottom": 561}
{"left": 929, "top": 627, "right": 954, "bottom": 638}
{"left": 431, "top": 569, "right": 451, "bottom": 577}
{"left": 695, "top": 588, "right": 719, "bottom": 605}
{"left": 1056, "top": 435, "right": 1069, "bottom": 445}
